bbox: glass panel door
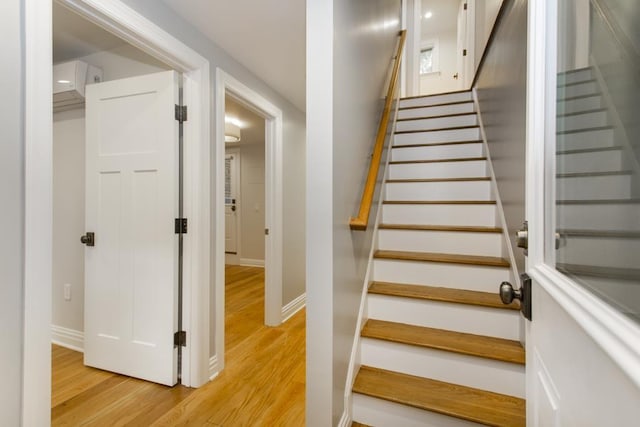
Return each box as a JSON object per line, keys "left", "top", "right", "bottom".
{"left": 551, "top": 0, "right": 640, "bottom": 323}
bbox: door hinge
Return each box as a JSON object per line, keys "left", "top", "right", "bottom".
{"left": 175, "top": 105, "right": 188, "bottom": 123}
{"left": 463, "top": 49, "right": 467, "bottom": 56}
{"left": 174, "top": 331, "right": 187, "bottom": 347}
{"left": 464, "top": 3, "right": 467, "bottom": 10}
{"left": 175, "top": 218, "right": 188, "bottom": 234}
{"left": 265, "top": 228, "right": 269, "bottom": 236}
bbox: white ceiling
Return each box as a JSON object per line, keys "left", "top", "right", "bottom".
{"left": 421, "top": 0, "right": 459, "bottom": 37}
{"left": 225, "top": 95, "right": 264, "bottom": 147}
{"left": 53, "top": 3, "right": 127, "bottom": 63}
{"left": 161, "top": 0, "right": 306, "bottom": 112}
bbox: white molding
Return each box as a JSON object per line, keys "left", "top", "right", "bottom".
{"left": 281, "top": 293, "right": 306, "bottom": 322}
{"left": 51, "top": 325, "right": 84, "bottom": 353}
{"left": 24, "top": 2, "right": 53, "bottom": 425}
{"left": 240, "top": 258, "right": 265, "bottom": 268}
{"left": 215, "top": 68, "right": 285, "bottom": 374}
{"left": 208, "top": 355, "right": 219, "bottom": 380}
{"left": 337, "top": 411, "right": 352, "bottom": 427}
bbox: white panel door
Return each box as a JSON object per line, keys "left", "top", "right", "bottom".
{"left": 525, "top": 1, "right": 640, "bottom": 425}
{"left": 83, "top": 70, "right": 179, "bottom": 386}
{"left": 225, "top": 152, "right": 239, "bottom": 254}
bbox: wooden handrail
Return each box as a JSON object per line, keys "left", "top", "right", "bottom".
{"left": 350, "top": 30, "right": 407, "bottom": 231}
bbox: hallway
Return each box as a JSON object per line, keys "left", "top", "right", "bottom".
{"left": 52, "top": 265, "right": 306, "bottom": 426}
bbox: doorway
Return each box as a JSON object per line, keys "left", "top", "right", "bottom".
{"left": 25, "top": 0, "right": 210, "bottom": 422}
{"left": 214, "top": 69, "right": 284, "bottom": 374}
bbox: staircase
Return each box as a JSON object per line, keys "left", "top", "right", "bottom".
{"left": 556, "top": 67, "right": 640, "bottom": 320}
{"left": 349, "top": 90, "right": 526, "bottom": 426}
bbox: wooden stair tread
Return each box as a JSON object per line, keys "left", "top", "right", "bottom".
{"left": 374, "top": 250, "right": 510, "bottom": 267}
{"left": 353, "top": 366, "right": 526, "bottom": 427}
{"left": 400, "top": 89, "right": 471, "bottom": 100}
{"left": 398, "top": 100, "right": 473, "bottom": 110}
{"left": 362, "top": 319, "right": 525, "bottom": 364}
{"left": 557, "top": 107, "right": 607, "bottom": 117}
{"left": 384, "top": 200, "right": 496, "bottom": 205}
{"left": 559, "top": 229, "right": 640, "bottom": 238}
{"left": 379, "top": 224, "right": 502, "bottom": 233}
{"left": 556, "top": 146, "right": 622, "bottom": 155}
{"left": 351, "top": 423, "right": 370, "bottom": 427}
{"left": 396, "top": 125, "right": 479, "bottom": 134}
{"left": 390, "top": 156, "right": 487, "bottom": 164}
{"left": 386, "top": 177, "right": 490, "bottom": 183}
{"left": 557, "top": 92, "right": 601, "bottom": 102}
{"left": 557, "top": 125, "right": 613, "bottom": 135}
{"left": 557, "top": 170, "right": 632, "bottom": 178}
{"left": 368, "top": 281, "right": 519, "bottom": 310}
{"left": 392, "top": 140, "right": 482, "bottom": 149}
{"left": 557, "top": 198, "right": 640, "bottom": 205}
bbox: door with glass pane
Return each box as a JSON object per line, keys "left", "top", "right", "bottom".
{"left": 525, "top": 1, "right": 640, "bottom": 425}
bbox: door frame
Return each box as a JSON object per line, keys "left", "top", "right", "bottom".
{"left": 24, "top": 0, "right": 211, "bottom": 422}
{"left": 224, "top": 148, "right": 241, "bottom": 264}
{"left": 214, "top": 68, "right": 284, "bottom": 373}
{"left": 525, "top": 0, "right": 640, "bottom": 394}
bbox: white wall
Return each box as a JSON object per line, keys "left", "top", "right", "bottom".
{"left": 117, "top": 0, "right": 307, "bottom": 359}
{"left": 474, "top": 0, "right": 503, "bottom": 71}
{"left": 0, "top": 0, "right": 25, "bottom": 423}
{"left": 52, "top": 44, "right": 170, "bottom": 337}
{"left": 307, "top": 0, "right": 402, "bottom": 424}
{"left": 420, "top": 30, "right": 459, "bottom": 94}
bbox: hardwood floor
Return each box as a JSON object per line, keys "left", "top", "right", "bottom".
{"left": 52, "top": 265, "right": 306, "bottom": 426}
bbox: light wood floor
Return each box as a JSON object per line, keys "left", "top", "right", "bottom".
{"left": 52, "top": 265, "right": 306, "bottom": 426}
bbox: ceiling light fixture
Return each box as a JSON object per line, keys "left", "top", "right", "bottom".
{"left": 424, "top": 11, "right": 433, "bottom": 19}
{"left": 225, "top": 122, "right": 241, "bottom": 143}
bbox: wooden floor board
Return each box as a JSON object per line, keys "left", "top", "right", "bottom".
{"left": 52, "top": 265, "right": 305, "bottom": 426}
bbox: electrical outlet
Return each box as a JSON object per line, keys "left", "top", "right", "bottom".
{"left": 64, "top": 283, "right": 71, "bottom": 301}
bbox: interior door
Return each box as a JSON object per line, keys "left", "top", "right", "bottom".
{"left": 83, "top": 70, "right": 180, "bottom": 386}
{"left": 225, "top": 152, "right": 239, "bottom": 254}
{"left": 456, "top": 0, "right": 467, "bottom": 90}
{"left": 524, "top": 1, "right": 640, "bottom": 424}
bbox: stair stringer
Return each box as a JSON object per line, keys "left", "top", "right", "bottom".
{"left": 339, "top": 132, "right": 398, "bottom": 427}
{"left": 472, "top": 88, "right": 524, "bottom": 343}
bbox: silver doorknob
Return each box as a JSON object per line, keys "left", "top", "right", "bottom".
{"left": 499, "top": 281, "right": 522, "bottom": 305}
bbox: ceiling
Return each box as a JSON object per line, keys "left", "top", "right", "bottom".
{"left": 421, "top": 0, "right": 459, "bottom": 37}
{"left": 53, "top": 3, "right": 127, "bottom": 63}
{"left": 161, "top": 0, "right": 306, "bottom": 112}
{"left": 225, "top": 95, "right": 264, "bottom": 147}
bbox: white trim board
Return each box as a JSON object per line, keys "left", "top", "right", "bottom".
{"left": 240, "top": 258, "right": 265, "bottom": 267}
{"left": 51, "top": 325, "right": 84, "bottom": 353}
{"left": 215, "top": 68, "right": 284, "bottom": 374}
{"left": 25, "top": 0, "right": 211, "bottom": 423}
{"left": 208, "top": 355, "right": 219, "bottom": 381}
{"left": 281, "top": 293, "right": 306, "bottom": 323}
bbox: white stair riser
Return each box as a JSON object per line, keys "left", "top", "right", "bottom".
{"left": 557, "top": 94, "right": 603, "bottom": 115}
{"left": 398, "top": 102, "right": 475, "bottom": 120}
{"left": 557, "top": 204, "right": 640, "bottom": 231}
{"left": 377, "top": 229, "right": 502, "bottom": 257}
{"left": 557, "top": 110, "right": 608, "bottom": 132}
{"left": 557, "top": 128, "right": 614, "bottom": 150}
{"left": 367, "top": 294, "right": 520, "bottom": 340}
{"left": 360, "top": 339, "right": 525, "bottom": 398}
{"left": 373, "top": 259, "right": 510, "bottom": 292}
{"left": 560, "top": 81, "right": 598, "bottom": 98}
{"left": 557, "top": 174, "right": 631, "bottom": 200}
{"left": 557, "top": 69, "right": 593, "bottom": 85}
{"left": 557, "top": 150, "right": 623, "bottom": 174}
{"left": 388, "top": 160, "right": 488, "bottom": 180}
{"left": 396, "top": 114, "right": 478, "bottom": 132}
{"left": 382, "top": 204, "right": 497, "bottom": 227}
{"left": 400, "top": 92, "right": 472, "bottom": 108}
{"left": 395, "top": 127, "right": 480, "bottom": 145}
{"left": 558, "top": 236, "right": 640, "bottom": 269}
{"left": 385, "top": 181, "right": 492, "bottom": 201}
{"left": 352, "top": 394, "right": 482, "bottom": 427}
{"left": 392, "top": 143, "right": 483, "bottom": 162}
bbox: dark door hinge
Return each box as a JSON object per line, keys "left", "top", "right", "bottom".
{"left": 464, "top": 3, "right": 467, "bottom": 10}
{"left": 175, "top": 218, "right": 188, "bottom": 234}
{"left": 175, "top": 105, "right": 188, "bottom": 123}
{"left": 463, "top": 49, "right": 467, "bottom": 56}
{"left": 174, "top": 331, "right": 186, "bottom": 347}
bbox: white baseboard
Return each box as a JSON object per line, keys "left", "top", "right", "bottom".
{"left": 338, "top": 410, "right": 352, "bottom": 427}
{"left": 209, "top": 355, "right": 219, "bottom": 380}
{"left": 51, "top": 325, "right": 84, "bottom": 352}
{"left": 281, "top": 292, "right": 306, "bottom": 322}
{"left": 240, "top": 258, "right": 265, "bottom": 267}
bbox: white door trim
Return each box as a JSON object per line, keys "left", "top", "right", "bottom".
{"left": 525, "top": 0, "right": 640, "bottom": 391}
{"left": 24, "top": 0, "right": 210, "bottom": 422}
{"left": 214, "top": 68, "right": 284, "bottom": 372}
